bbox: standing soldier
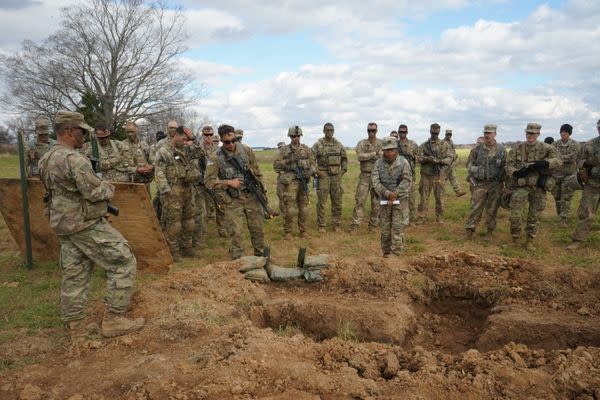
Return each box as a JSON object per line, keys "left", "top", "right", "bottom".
{"left": 149, "top": 120, "right": 178, "bottom": 163}
{"left": 235, "top": 129, "right": 244, "bottom": 143}
{"left": 396, "top": 124, "right": 421, "bottom": 223}
{"left": 25, "top": 117, "right": 56, "bottom": 177}
{"left": 443, "top": 129, "right": 467, "bottom": 197}
{"left": 82, "top": 121, "right": 133, "bottom": 182}
{"left": 551, "top": 124, "right": 581, "bottom": 226}
{"left": 276, "top": 141, "right": 287, "bottom": 215}
{"left": 312, "top": 122, "right": 348, "bottom": 232}
{"left": 123, "top": 122, "right": 154, "bottom": 183}
{"left": 464, "top": 124, "right": 506, "bottom": 240}
{"left": 273, "top": 126, "right": 316, "bottom": 239}
{"left": 506, "top": 123, "right": 562, "bottom": 250}
{"left": 567, "top": 120, "right": 600, "bottom": 250}
{"left": 154, "top": 126, "right": 200, "bottom": 261}
{"left": 350, "top": 122, "right": 382, "bottom": 231}
{"left": 38, "top": 110, "right": 144, "bottom": 343}
{"left": 418, "top": 123, "right": 453, "bottom": 224}
{"left": 371, "top": 137, "right": 412, "bottom": 257}
{"left": 205, "top": 124, "right": 266, "bottom": 259}
{"left": 186, "top": 130, "right": 206, "bottom": 251}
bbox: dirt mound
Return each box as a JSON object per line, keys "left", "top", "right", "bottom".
{"left": 2, "top": 252, "right": 600, "bottom": 399}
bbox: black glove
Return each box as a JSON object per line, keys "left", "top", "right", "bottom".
{"left": 513, "top": 168, "right": 528, "bottom": 178}
{"left": 583, "top": 160, "right": 594, "bottom": 168}
{"left": 532, "top": 160, "right": 549, "bottom": 169}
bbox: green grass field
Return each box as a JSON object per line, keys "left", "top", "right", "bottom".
{"left": 0, "top": 146, "right": 599, "bottom": 354}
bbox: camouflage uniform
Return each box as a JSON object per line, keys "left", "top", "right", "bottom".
{"left": 154, "top": 141, "right": 200, "bottom": 258}
{"left": 418, "top": 137, "right": 453, "bottom": 221}
{"left": 205, "top": 143, "right": 265, "bottom": 259}
{"left": 82, "top": 139, "right": 133, "bottom": 182}
{"left": 350, "top": 138, "right": 382, "bottom": 229}
{"left": 38, "top": 113, "right": 136, "bottom": 324}
{"left": 552, "top": 138, "right": 581, "bottom": 221}
{"left": 444, "top": 133, "right": 465, "bottom": 195}
{"left": 506, "top": 124, "right": 562, "bottom": 243}
{"left": 464, "top": 127, "right": 506, "bottom": 235}
{"left": 188, "top": 143, "right": 206, "bottom": 248}
{"left": 312, "top": 137, "right": 347, "bottom": 230}
{"left": 198, "top": 142, "right": 227, "bottom": 237}
{"left": 371, "top": 139, "right": 412, "bottom": 256}
{"left": 273, "top": 139, "right": 316, "bottom": 236}
{"left": 122, "top": 138, "right": 153, "bottom": 184}
{"left": 397, "top": 138, "right": 420, "bottom": 221}
{"left": 25, "top": 138, "right": 56, "bottom": 177}
{"left": 571, "top": 136, "right": 600, "bottom": 243}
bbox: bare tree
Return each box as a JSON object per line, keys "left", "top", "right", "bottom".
{"left": 0, "top": 0, "right": 194, "bottom": 128}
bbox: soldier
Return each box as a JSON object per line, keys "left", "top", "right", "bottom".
{"left": 506, "top": 123, "right": 562, "bottom": 250}
{"left": 390, "top": 131, "right": 399, "bottom": 140}
{"left": 418, "top": 123, "right": 453, "bottom": 224}
{"left": 151, "top": 130, "right": 166, "bottom": 222}
{"left": 350, "top": 122, "right": 382, "bottom": 231}
{"left": 149, "top": 120, "right": 178, "bottom": 163}
{"left": 82, "top": 121, "right": 133, "bottom": 182}
{"left": 273, "top": 126, "right": 316, "bottom": 239}
{"left": 154, "top": 126, "right": 200, "bottom": 260}
{"left": 205, "top": 124, "right": 266, "bottom": 259}
{"left": 567, "top": 120, "right": 600, "bottom": 250}
{"left": 123, "top": 121, "right": 154, "bottom": 183}
{"left": 371, "top": 137, "right": 412, "bottom": 257}
{"left": 25, "top": 117, "right": 56, "bottom": 177}
{"left": 551, "top": 124, "right": 581, "bottom": 226}
{"left": 276, "top": 141, "right": 287, "bottom": 216}
{"left": 235, "top": 129, "right": 244, "bottom": 143}
{"left": 443, "top": 129, "right": 466, "bottom": 197}
{"left": 464, "top": 124, "right": 506, "bottom": 240}
{"left": 396, "top": 124, "right": 421, "bottom": 223}
{"left": 312, "top": 122, "right": 348, "bottom": 232}
{"left": 38, "top": 110, "right": 144, "bottom": 343}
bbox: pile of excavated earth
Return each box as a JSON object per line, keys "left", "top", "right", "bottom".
{"left": 2, "top": 251, "right": 600, "bottom": 399}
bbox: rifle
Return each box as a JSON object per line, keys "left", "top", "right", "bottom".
{"left": 197, "top": 153, "right": 223, "bottom": 212}
{"left": 426, "top": 140, "right": 442, "bottom": 176}
{"left": 90, "top": 134, "right": 119, "bottom": 216}
{"left": 227, "top": 153, "right": 277, "bottom": 219}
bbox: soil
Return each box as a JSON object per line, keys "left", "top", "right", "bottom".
{"left": 2, "top": 251, "right": 600, "bottom": 399}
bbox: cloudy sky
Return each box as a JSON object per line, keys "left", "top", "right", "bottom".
{"left": 1, "top": 0, "right": 599, "bottom": 146}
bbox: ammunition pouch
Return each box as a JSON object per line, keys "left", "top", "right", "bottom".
{"left": 226, "top": 187, "right": 240, "bottom": 198}
{"left": 82, "top": 200, "right": 108, "bottom": 221}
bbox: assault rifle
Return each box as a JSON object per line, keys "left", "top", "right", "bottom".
{"left": 90, "top": 133, "right": 119, "bottom": 216}
{"left": 512, "top": 160, "right": 549, "bottom": 188}
{"left": 227, "top": 154, "right": 277, "bottom": 219}
{"left": 294, "top": 165, "right": 309, "bottom": 195}
{"left": 198, "top": 154, "right": 222, "bottom": 212}
{"left": 426, "top": 140, "right": 442, "bottom": 175}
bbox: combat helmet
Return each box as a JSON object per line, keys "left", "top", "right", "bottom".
{"left": 288, "top": 126, "right": 302, "bottom": 137}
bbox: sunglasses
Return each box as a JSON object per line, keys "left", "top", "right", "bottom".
{"left": 203, "top": 133, "right": 214, "bottom": 136}
{"left": 367, "top": 129, "right": 377, "bottom": 133}
{"left": 398, "top": 131, "right": 408, "bottom": 134}
{"left": 221, "top": 138, "right": 237, "bottom": 145}
{"left": 289, "top": 135, "right": 301, "bottom": 138}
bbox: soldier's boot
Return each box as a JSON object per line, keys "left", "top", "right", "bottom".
{"left": 382, "top": 252, "right": 390, "bottom": 258}
{"left": 332, "top": 226, "right": 340, "bottom": 233}
{"left": 483, "top": 230, "right": 494, "bottom": 242}
{"left": 465, "top": 229, "right": 474, "bottom": 240}
{"left": 368, "top": 225, "right": 378, "bottom": 232}
{"left": 67, "top": 319, "right": 99, "bottom": 345}
{"left": 512, "top": 236, "right": 520, "bottom": 246}
{"left": 349, "top": 224, "right": 359, "bottom": 233}
{"left": 299, "top": 231, "right": 310, "bottom": 238}
{"left": 559, "top": 218, "right": 568, "bottom": 228}
{"left": 456, "top": 190, "right": 466, "bottom": 198}
{"left": 435, "top": 216, "right": 445, "bottom": 225}
{"left": 318, "top": 227, "right": 326, "bottom": 233}
{"left": 524, "top": 238, "right": 536, "bottom": 251}
{"left": 171, "top": 250, "right": 182, "bottom": 262}
{"left": 101, "top": 312, "right": 145, "bottom": 338}
{"left": 566, "top": 241, "right": 583, "bottom": 251}
{"left": 182, "top": 246, "right": 201, "bottom": 258}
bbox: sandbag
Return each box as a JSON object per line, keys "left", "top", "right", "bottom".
{"left": 303, "top": 269, "right": 324, "bottom": 282}
{"left": 266, "top": 264, "right": 305, "bottom": 281}
{"left": 238, "top": 256, "right": 267, "bottom": 272}
{"left": 304, "top": 255, "right": 330, "bottom": 268}
{"left": 244, "top": 268, "right": 270, "bottom": 282}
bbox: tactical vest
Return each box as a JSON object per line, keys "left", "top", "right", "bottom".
{"left": 160, "top": 145, "right": 197, "bottom": 185}
{"left": 286, "top": 145, "right": 311, "bottom": 171}
{"left": 316, "top": 139, "right": 344, "bottom": 174}
{"left": 378, "top": 157, "right": 406, "bottom": 191}
{"left": 512, "top": 142, "right": 549, "bottom": 187}
{"left": 216, "top": 145, "right": 250, "bottom": 190}
{"left": 588, "top": 138, "right": 600, "bottom": 180}
{"left": 473, "top": 143, "right": 505, "bottom": 181}
{"left": 98, "top": 140, "right": 129, "bottom": 172}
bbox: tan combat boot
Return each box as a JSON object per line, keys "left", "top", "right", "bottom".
{"left": 465, "top": 229, "right": 474, "bottom": 240}
{"left": 182, "top": 246, "right": 201, "bottom": 258}
{"left": 524, "top": 238, "right": 536, "bottom": 251}
{"left": 101, "top": 312, "right": 145, "bottom": 338}
{"left": 67, "top": 319, "right": 99, "bottom": 344}
{"left": 483, "top": 230, "right": 494, "bottom": 242}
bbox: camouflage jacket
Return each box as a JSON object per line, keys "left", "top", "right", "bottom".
{"left": 149, "top": 137, "right": 170, "bottom": 164}
{"left": 466, "top": 141, "right": 506, "bottom": 183}
{"left": 25, "top": 138, "right": 56, "bottom": 177}
{"left": 355, "top": 138, "right": 382, "bottom": 173}
{"left": 154, "top": 141, "right": 200, "bottom": 194}
{"left": 506, "top": 141, "right": 562, "bottom": 187}
{"left": 38, "top": 144, "right": 115, "bottom": 236}
{"left": 444, "top": 138, "right": 458, "bottom": 163}
{"left": 311, "top": 138, "right": 347, "bottom": 176}
{"left": 371, "top": 156, "right": 412, "bottom": 200}
{"left": 418, "top": 138, "right": 453, "bottom": 176}
{"left": 82, "top": 139, "right": 132, "bottom": 182}
{"left": 579, "top": 137, "right": 600, "bottom": 187}
{"left": 273, "top": 143, "right": 316, "bottom": 184}
{"left": 397, "top": 139, "right": 420, "bottom": 176}
{"left": 553, "top": 138, "right": 581, "bottom": 177}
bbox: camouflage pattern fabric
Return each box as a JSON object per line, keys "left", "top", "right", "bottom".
{"left": 82, "top": 139, "right": 133, "bottom": 182}
{"left": 444, "top": 138, "right": 462, "bottom": 193}
{"left": 351, "top": 138, "right": 382, "bottom": 228}
{"left": 311, "top": 137, "right": 347, "bottom": 229}
{"left": 572, "top": 137, "right": 600, "bottom": 242}
{"left": 397, "top": 138, "right": 420, "bottom": 221}
{"left": 122, "top": 139, "right": 153, "bottom": 183}
{"left": 371, "top": 155, "right": 412, "bottom": 255}
{"left": 465, "top": 182, "right": 503, "bottom": 232}
{"left": 418, "top": 138, "right": 452, "bottom": 220}
{"left": 552, "top": 138, "right": 581, "bottom": 219}
{"left": 25, "top": 138, "right": 56, "bottom": 177}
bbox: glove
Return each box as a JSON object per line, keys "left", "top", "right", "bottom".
{"left": 532, "top": 160, "right": 549, "bottom": 169}
{"left": 583, "top": 160, "right": 594, "bottom": 168}
{"left": 512, "top": 168, "right": 528, "bottom": 178}
{"left": 99, "top": 159, "right": 111, "bottom": 171}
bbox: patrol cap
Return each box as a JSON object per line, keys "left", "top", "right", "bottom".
{"left": 525, "top": 122, "right": 541, "bottom": 134}
{"left": 445, "top": 129, "right": 452, "bottom": 136}
{"left": 277, "top": 142, "right": 285, "bottom": 148}
{"left": 34, "top": 117, "right": 50, "bottom": 130}
{"left": 94, "top": 121, "right": 110, "bottom": 137}
{"left": 54, "top": 110, "right": 92, "bottom": 132}
{"left": 234, "top": 129, "right": 244, "bottom": 138}
{"left": 483, "top": 124, "right": 497, "bottom": 133}
{"left": 288, "top": 126, "right": 303, "bottom": 137}
{"left": 382, "top": 136, "right": 397, "bottom": 150}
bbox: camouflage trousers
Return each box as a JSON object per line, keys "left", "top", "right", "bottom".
{"left": 152, "top": 194, "right": 163, "bottom": 228}
{"left": 316, "top": 173, "right": 343, "bottom": 229}
{"left": 465, "top": 181, "right": 502, "bottom": 232}
{"left": 282, "top": 179, "right": 309, "bottom": 234}
{"left": 224, "top": 192, "right": 265, "bottom": 259}
{"left": 192, "top": 184, "right": 205, "bottom": 248}
{"left": 277, "top": 180, "right": 287, "bottom": 216}
{"left": 572, "top": 185, "right": 600, "bottom": 242}
{"left": 408, "top": 172, "right": 417, "bottom": 222}
{"left": 199, "top": 186, "right": 227, "bottom": 237}
{"left": 552, "top": 174, "right": 576, "bottom": 219}
{"left": 161, "top": 183, "right": 195, "bottom": 255}
{"left": 509, "top": 186, "right": 545, "bottom": 239}
{"left": 59, "top": 221, "right": 136, "bottom": 322}
{"left": 418, "top": 173, "right": 445, "bottom": 218}
{"left": 351, "top": 171, "right": 380, "bottom": 228}
{"left": 380, "top": 199, "right": 409, "bottom": 255}
{"left": 445, "top": 165, "right": 461, "bottom": 193}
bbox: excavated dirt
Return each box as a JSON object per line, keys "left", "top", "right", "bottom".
{"left": 2, "top": 251, "right": 600, "bottom": 399}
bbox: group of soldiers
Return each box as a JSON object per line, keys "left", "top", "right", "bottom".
{"left": 27, "top": 109, "right": 600, "bottom": 343}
